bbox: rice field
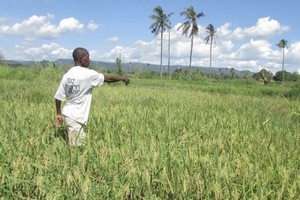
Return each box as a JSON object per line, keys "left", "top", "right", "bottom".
{"left": 0, "top": 66, "right": 299, "bottom": 199}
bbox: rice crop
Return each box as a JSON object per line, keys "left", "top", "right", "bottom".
{"left": 0, "top": 66, "right": 299, "bottom": 199}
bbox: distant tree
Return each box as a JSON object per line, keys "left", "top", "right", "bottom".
{"left": 276, "top": 39, "right": 288, "bottom": 85}
{"left": 134, "top": 65, "right": 143, "bottom": 77}
{"left": 273, "top": 70, "right": 298, "bottom": 82}
{"left": 240, "top": 70, "right": 253, "bottom": 79}
{"left": 0, "top": 51, "right": 5, "bottom": 65}
{"left": 290, "top": 72, "right": 300, "bottom": 81}
{"left": 150, "top": 6, "right": 173, "bottom": 79}
{"left": 273, "top": 70, "right": 286, "bottom": 82}
{"left": 229, "top": 68, "right": 237, "bottom": 79}
{"left": 178, "top": 6, "right": 205, "bottom": 79}
{"left": 253, "top": 69, "right": 273, "bottom": 84}
{"left": 262, "top": 69, "right": 273, "bottom": 83}
{"left": 204, "top": 24, "right": 216, "bottom": 79}
{"left": 172, "top": 68, "right": 189, "bottom": 80}
{"left": 273, "top": 71, "right": 282, "bottom": 82}
{"left": 116, "top": 56, "right": 123, "bottom": 75}
{"left": 41, "top": 59, "right": 50, "bottom": 67}
{"left": 129, "top": 62, "right": 132, "bottom": 73}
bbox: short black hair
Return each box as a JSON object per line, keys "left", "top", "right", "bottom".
{"left": 72, "top": 47, "right": 88, "bottom": 62}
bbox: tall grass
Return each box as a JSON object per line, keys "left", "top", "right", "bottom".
{"left": 0, "top": 65, "right": 299, "bottom": 199}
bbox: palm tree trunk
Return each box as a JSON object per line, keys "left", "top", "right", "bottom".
{"left": 189, "top": 35, "right": 194, "bottom": 80}
{"left": 209, "top": 38, "right": 213, "bottom": 79}
{"left": 168, "top": 28, "right": 171, "bottom": 78}
{"left": 160, "top": 31, "right": 163, "bottom": 79}
{"left": 282, "top": 48, "right": 285, "bottom": 85}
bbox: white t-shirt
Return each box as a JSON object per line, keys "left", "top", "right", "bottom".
{"left": 54, "top": 66, "right": 105, "bottom": 124}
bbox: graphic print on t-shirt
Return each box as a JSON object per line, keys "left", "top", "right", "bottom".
{"left": 66, "top": 78, "right": 80, "bottom": 94}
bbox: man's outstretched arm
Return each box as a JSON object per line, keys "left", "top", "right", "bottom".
{"left": 104, "top": 76, "right": 130, "bottom": 85}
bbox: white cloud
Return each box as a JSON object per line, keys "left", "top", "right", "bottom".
{"left": 107, "top": 36, "right": 119, "bottom": 42}
{"left": 231, "top": 39, "right": 274, "bottom": 60}
{"left": 0, "top": 14, "right": 85, "bottom": 39}
{"left": 96, "top": 39, "right": 159, "bottom": 64}
{"left": 15, "top": 43, "right": 71, "bottom": 60}
{"left": 285, "top": 42, "right": 300, "bottom": 72}
{"left": 230, "top": 17, "right": 289, "bottom": 40}
{"left": 217, "top": 23, "right": 232, "bottom": 38}
{"left": 87, "top": 20, "right": 99, "bottom": 31}
{"left": 58, "top": 17, "right": 84, "bottom": 32}
{"left": 0, "top": 25, "right": 9, "bottom": 32}
{"left": 288, "top": 42, "right": 300, "bottom": 61}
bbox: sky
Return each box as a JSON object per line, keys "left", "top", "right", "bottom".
{"left": 1, "top": 0, "right": 300, "bottom": 74}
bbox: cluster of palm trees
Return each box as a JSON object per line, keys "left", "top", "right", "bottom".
{"left": 150, "top": 6, "right": 288, "bottom": 84}
{"left": 150, "top": 6, "right": 215, "bottom": 79}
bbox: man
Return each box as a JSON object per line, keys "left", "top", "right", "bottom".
{"left": 54, "top": 47, "right": 129, "bottom": 146}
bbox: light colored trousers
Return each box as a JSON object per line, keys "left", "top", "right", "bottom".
{"left": 64, "top": 115, "right": 86, "bottom": 146}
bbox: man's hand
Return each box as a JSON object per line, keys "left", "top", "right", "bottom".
{"left": 54, "top": 115, "right": 63, "bottom": 128}
{"left": 123, "top": 77, "right": 130, "bottom": 85}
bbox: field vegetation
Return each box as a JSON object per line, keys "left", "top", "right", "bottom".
{"left": 0, "top": 65, "right": 299, "bottom": 199}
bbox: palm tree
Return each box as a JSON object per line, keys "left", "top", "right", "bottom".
{"left": 204, "top": 24, "right": 216, "bottom": 79}
{"left": 178, "top": 6, "right": 205, "bottom": 79}
{"left": 150, "top": 6, "right": 173, "bottom": 79}
{"left": 276, "top": 39, "right": 288, "bottom": 85}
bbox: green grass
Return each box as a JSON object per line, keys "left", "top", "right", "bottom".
{"left": 0, "top": 65, "right": 299, "bottom": 199}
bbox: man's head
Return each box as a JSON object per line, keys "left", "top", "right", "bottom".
{"left": 73, "top": 47, "right": 90, "bottom": 68}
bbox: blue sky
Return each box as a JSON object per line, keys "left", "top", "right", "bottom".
{"left": 1, "top": 0, "right": 300, "bottom": 73}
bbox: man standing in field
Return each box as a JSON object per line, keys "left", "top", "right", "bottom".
{"left": 54, "top": 47, "right": 130, "bottom": 146}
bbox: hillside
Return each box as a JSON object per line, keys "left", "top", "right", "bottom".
{"left": 4, "top": 59, "right": 254, "bottom": 78}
